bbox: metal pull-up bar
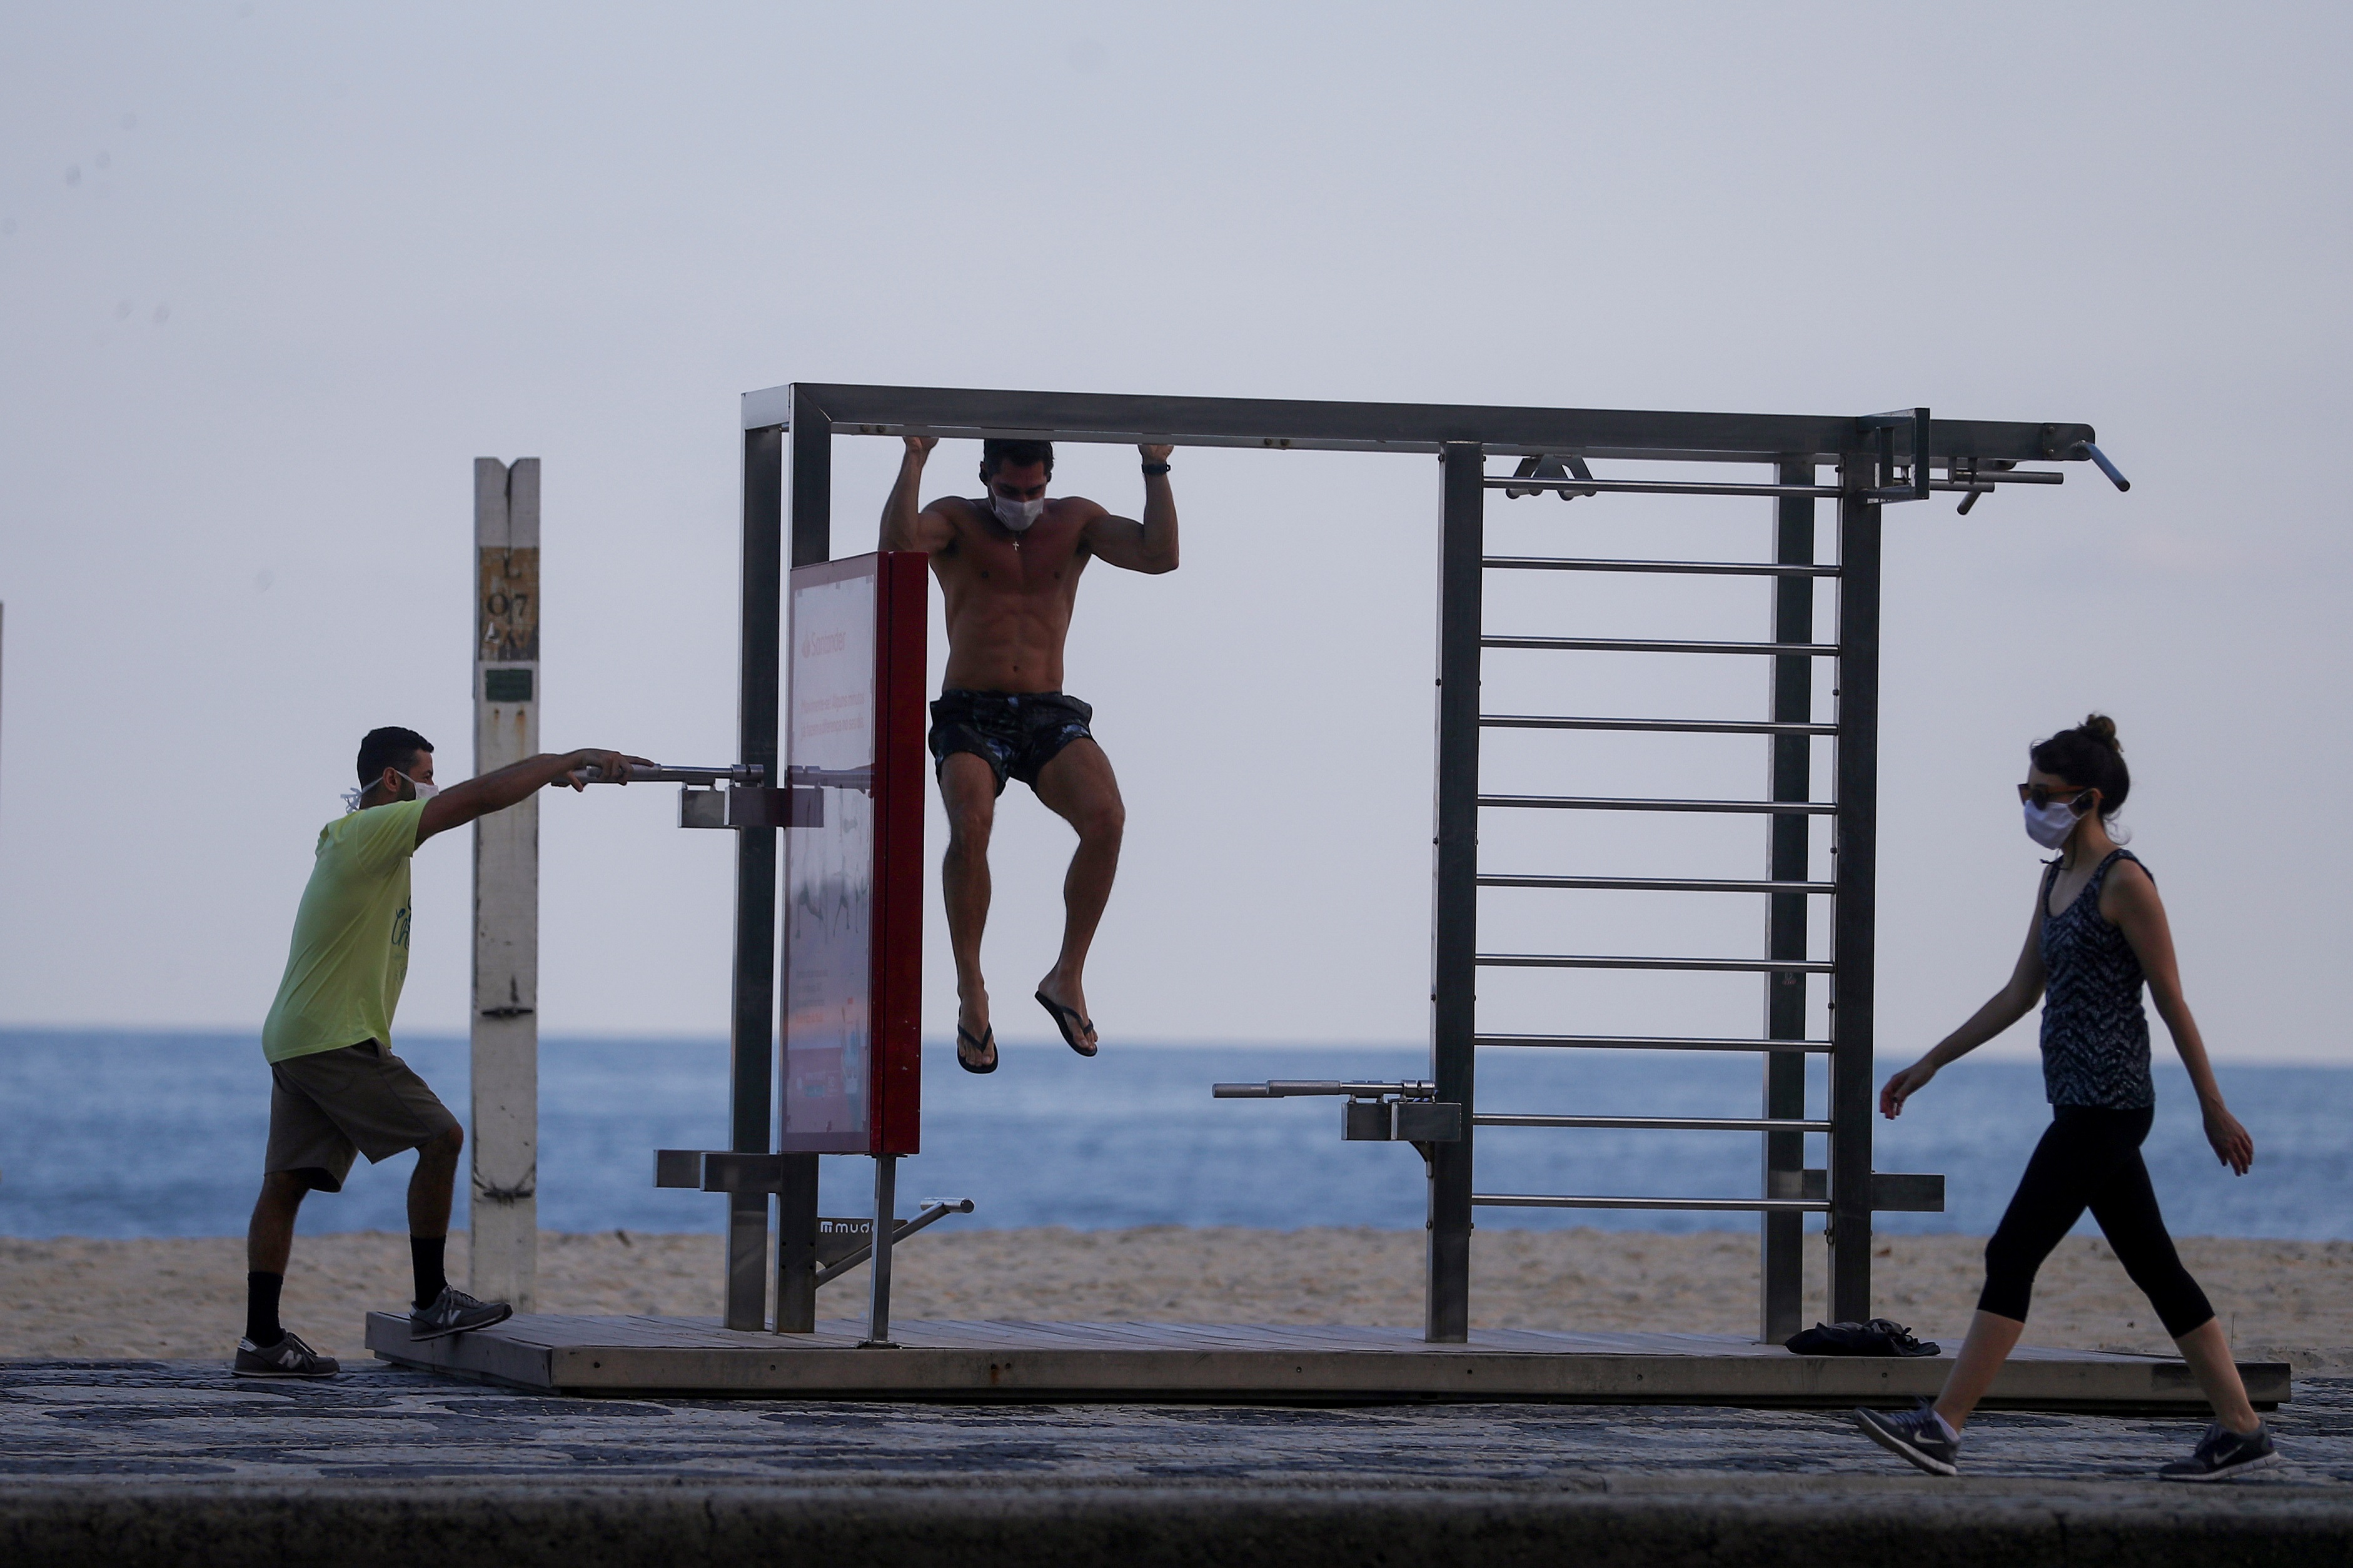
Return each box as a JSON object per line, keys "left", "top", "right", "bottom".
{"left": 1494, "top": 463, "right": 2071, "bottom": 504}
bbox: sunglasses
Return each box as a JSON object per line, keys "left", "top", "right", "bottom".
{"left": 2018, "top": 782, "right": 2096, "bottom": 810}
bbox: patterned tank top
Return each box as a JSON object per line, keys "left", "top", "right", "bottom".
{"left": 2037, "top": 848, "right": 2154, "bottom": 1109}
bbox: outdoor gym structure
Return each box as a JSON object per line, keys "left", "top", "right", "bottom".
{"left": 369, "top": 382, "right": 2279, "bottom": 1409}
{"left": 698, "top": 384, "right": 2122, "bottom": 1342}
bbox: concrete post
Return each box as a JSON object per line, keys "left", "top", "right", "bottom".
{"left": 470, "top": 457, "right": 540, "bottom": 1310}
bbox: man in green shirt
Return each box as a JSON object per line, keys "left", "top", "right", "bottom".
{"left": 238, "top": 725, "right": 644, "bottom": 1379}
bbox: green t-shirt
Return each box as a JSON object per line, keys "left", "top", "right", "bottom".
{"left": 261, "top": 798, "right": 428, "bottom": 1064}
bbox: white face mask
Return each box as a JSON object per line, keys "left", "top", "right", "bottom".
{"left": 990, "top": 493, "right": 1045, "bottom": 532}
{"left": 347, "top": 770, "right": 438, "bottom": 812}
{"left": 2022, "top": 797, "right": 2085, "bottom": 850}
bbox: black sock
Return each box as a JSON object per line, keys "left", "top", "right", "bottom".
{"left": 411, "top": 1235, "right": 448, "bottom": 1309}
{"left": 246, "top": 1271, "right": 285, "bottom": 1348}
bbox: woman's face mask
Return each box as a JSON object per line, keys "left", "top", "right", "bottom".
{"left": 2018, "top": 780, "right": 2095, "bottom": 850}
{"left": 2022, "top": 798, "right": 2085, "bottom": 849}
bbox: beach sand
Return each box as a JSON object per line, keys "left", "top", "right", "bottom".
{"left": 6, "top": 1227, "right": 2346, "bottom": 1372}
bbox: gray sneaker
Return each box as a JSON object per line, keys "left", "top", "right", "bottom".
{"left": 2159, "top": 1421, "right": 2280, "bottom": 1482}
{"left": 233, "top": 1331, "right": 339, "bottom": 1379}
{"left": 410, "top": 1285, "right": 512, "bottom": 1341}
{"left": 1854, "top": 1400, "right": 1960, "bottom": 1476}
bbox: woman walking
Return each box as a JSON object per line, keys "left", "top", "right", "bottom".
{"left": 1853, "top": 715, "right": 2278, "bottom": 1481}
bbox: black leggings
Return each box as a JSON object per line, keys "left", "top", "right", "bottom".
{"left": 1977, "top": 1105, "right": 2215, "bottom": 1339}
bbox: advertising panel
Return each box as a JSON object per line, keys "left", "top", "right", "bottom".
{"left": 780, "top": 552, "right": 925, "bottom": 1155}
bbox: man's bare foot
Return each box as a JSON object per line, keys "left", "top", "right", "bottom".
{"left": 955, "top": 994, "right": 997, "bottom": 1074}
{"left": 1034, "top": 975, "right": 1097, "bottom": 1057}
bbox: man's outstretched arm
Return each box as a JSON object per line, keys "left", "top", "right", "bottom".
{"left": 1082, "top": 444, "right": 1180, "bottom": 575}
{"left": 416, "top": 749, "right": 648, "bottom": 845}
{"left": 880, "top": 436, "right": 958, "bottom": 553}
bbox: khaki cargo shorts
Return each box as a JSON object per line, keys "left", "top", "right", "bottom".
{"left": 266, "top": 1039, "right": 460, "bottom": 1192}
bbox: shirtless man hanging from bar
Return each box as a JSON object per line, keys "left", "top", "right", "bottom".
{"left": 880, "top": 436, "right": 1179, "bottom": 1073}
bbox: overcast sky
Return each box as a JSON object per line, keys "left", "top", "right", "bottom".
{"left": 3, "top": 1, "right": 2347, "bottom": 1065}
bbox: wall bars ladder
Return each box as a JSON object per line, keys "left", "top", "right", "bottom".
{"left": 1434, "top": 436, "right": 1911, "bottom": 1346}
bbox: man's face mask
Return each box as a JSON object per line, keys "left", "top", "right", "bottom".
{"left": 344, "top": 768, "right": 440, "bottom": 813}
{"left": 990, "top": 493, "right": 1045, "bottom": 532}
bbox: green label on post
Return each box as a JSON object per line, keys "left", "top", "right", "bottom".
{"left": 483, "top": 668, "right": 533, "bottom": 703}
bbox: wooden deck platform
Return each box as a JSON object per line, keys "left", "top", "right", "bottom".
{"left": 365, "top": 1313, "right": 2292, "bottom": 1411}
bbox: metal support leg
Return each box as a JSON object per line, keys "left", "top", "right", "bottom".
{"left": 773, "top": 1153, "right": 819, "bottom": 1333}
{"left": 1761, "top": 459, "right": 1813, "bottom": 1342}
{"left": 1829, "top": 453, "right": 1883, "bottom": 1324}
{"left": 1426, "top": 442, "right": 1484, "bottom": 1344}
{"left": 863, "top": 1155, "right": 899, "bottom": 1347}
{"left": 725, "top": 423, "right": 785, "bottom": 1331}
{"left": 770, "top": 389, "right": 835, "bottom": 1334}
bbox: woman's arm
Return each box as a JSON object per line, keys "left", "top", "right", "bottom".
{"left": 2102, "top": 859, "right": 2253, "bottom": 1174}
{"left": 1880, "top": 893, "right": 2048, "bottom": 1118}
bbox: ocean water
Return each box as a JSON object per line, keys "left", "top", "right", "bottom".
{"left": 0, "top": 1029, "right": 2345, "bottom": 1242}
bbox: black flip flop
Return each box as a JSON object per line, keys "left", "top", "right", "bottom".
{"left": 956, "top": 1022, "right": 997, "bottom": 1075}
{"left": 1034, "top": 990, "right": 1097, "bottom": 1058}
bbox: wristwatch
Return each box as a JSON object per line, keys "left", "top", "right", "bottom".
{"left": 1142, "top": 462, "right": 1171, "bottom": 476}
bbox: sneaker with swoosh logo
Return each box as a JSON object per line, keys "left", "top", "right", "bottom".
{"left": 1853, "top": 1400, "right": 1960, "bottom": 1477}
{"left": 2159, "top": 1421, "right": 2280, "bottom": 1482}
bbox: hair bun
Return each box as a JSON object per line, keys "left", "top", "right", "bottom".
{"left": 2080, "top": 713, "right": 2120, "bottom": 752}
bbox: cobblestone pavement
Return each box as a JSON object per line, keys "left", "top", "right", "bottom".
{"left": 1, "top": 1359, "right": 2347, "bottom": 1490}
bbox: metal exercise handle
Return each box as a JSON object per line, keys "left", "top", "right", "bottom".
{"left": 578, "top": 762, "right": 765, "bottom": 787}
{"left": 811, "top": 1198, "right": 975, "bottom": 1290}
{"left": 2072, "top": 441, "right": 2132, "bottom": 491}
{"left": 578, "top": 761, "right": 871, "bottom": 790}
{"left": 785, "top": 765, "right": 877, "bottom": 792}
{"left": 1213, "top": 1080, "right": 1437, "bottom": 1100}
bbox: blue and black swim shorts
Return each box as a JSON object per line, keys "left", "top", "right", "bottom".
{"left": 927, "top": 689, "right": 1096, "bottom": 796}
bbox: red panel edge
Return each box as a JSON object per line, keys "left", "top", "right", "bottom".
{"left": 869, "top": 551, "right": 929, "bottom": 1155}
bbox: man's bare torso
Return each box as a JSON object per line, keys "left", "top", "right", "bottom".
{"left": 927, "top": 495, "right": 1107, "bottom": 692}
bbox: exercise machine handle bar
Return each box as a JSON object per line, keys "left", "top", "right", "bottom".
{"left": 1213, "top": 1079, "right": 1437, "bottom": 1100}
{"left": 810, "top": 1198, "right": 976, "bottom": 1290}
{"left": 576, "top": 761, "right": 876, "bottom": 789}
{"left": 2072, "top": 441, "right": 2132, "bottom": 491}
{"left": 577, "top": 761, "right": 765, "bottom": 787}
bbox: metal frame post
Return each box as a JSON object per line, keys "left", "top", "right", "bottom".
{"left": 1426, "top": 442, "right": 1484, "bottom": 1343}
{"left": 1760, "top": 458, "right": 1813, "bottom": 1341}
{"left": 725, "top": 423, "right": 785, "bottom": 1331}
{"left": 1828, "top": 450, "right": 1882, "bottom": 1322}
{"left": 773, "top": 387, "right": 833, "bottom": 1332}
{"left": 863, "top": 1154, "right": 899, "bottom": 1346}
